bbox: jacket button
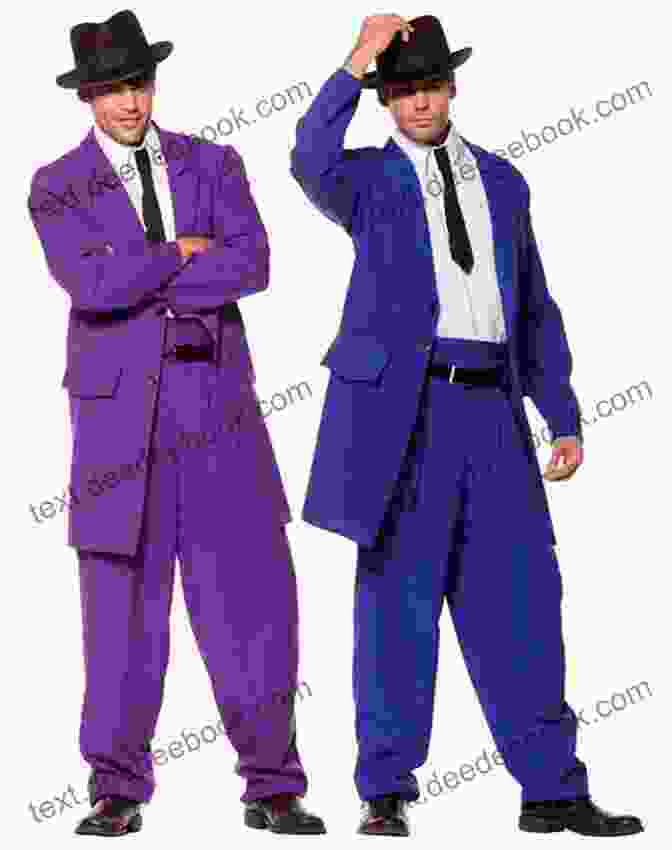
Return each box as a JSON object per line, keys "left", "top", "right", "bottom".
{"left": 156, "top": 304, "right": 176, "bottom": 317}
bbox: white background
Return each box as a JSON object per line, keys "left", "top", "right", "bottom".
{"left": 4, "top": 1, "right": 668, "bottom": 846}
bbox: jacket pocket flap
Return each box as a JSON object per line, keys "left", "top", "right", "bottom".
{"left": 321, "top": 335, "right": 390, "bottom": 381}
{"left": 62, "top": 361, "right": 123, "bottom": 397}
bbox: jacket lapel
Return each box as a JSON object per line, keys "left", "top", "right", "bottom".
{"left": 79, "top": 127, "right": 146, "bottom": 242}
{"left": 78, "top": 123, "right": 204, "bottom": 242}
{"left": 382, "top": 137, "right": 439, "bottom": 307}
{"left": 383, "top": 135, "right": 515, "bottom": 340}
{"left": 155, "top": 123, "right": 203, "bottom": 237}
{"left": 463, "top": 140, "right": 515, "bottom": 339}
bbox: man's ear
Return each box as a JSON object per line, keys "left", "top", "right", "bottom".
{"left": 447, "top": 80, "right": 457, "bottom": 99}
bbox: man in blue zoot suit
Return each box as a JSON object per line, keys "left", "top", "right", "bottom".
{"left": 290, "top": 13, "right": 643, "bottom": 839}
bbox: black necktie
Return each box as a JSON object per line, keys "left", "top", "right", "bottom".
{"left": 433, "top": 145, "right": 474, "bottom": 275}
{"left": 133, "top": 147, "right": 166, "bottom": 242}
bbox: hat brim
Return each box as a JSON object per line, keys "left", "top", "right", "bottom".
{"left": 56, "top": 41, "right": 173, "bottom": 89}
{"left": 361, "top": 46, "right": 472, "bottom": 89}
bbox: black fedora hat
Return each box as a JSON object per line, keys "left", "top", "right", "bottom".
{"left": 56, "top": 9, "right": 173, "bottom": 89}
{"left": 361, "top": 15, "right": 471, "bottom": 89}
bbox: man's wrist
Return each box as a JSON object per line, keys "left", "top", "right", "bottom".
{"left": 342, "top": 47, "right": 370, "bottom": 80}
{"left": 173, "top": 239, "right": 198, "bottom": 266}
{"left": 341, "top": 61, "right": 363, "bottom": 80}
{"left": 552, "top": 434, "right": 583, "bottom": 448}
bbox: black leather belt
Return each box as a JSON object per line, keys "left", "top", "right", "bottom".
{"left": 163, "top": 343, "right": 215, "bottom": 362}
{"left": 428, "top": 363, "right": 506, "bottom": 387}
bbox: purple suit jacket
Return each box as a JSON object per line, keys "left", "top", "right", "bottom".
{"left": 28, "top": 123, "right": 291, "bottom": 555}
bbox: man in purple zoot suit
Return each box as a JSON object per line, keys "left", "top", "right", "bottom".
{"left": 28, "top": 9, "right": 324, "bottom": 838}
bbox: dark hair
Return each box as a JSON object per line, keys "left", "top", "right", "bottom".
{"left": 77, "top": 65, "right": 157, "bottom": 103}
{"left": 377, "top": 70, "right": 455, "bottom": 106}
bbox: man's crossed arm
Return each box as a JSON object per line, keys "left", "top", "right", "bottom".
{"left": 28, "top": 144, "right": 268, "bottom": 316}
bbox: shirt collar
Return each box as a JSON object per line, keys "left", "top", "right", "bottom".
{"left": 93, "top": 119, "right": 162, "bottom": 173}
{"left": 392, "top": 120, "right": 470, "bottom": 177}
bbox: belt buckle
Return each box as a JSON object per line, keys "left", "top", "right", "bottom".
{"left": 173, "top": 343, "right": 212, "bottom": 362}
{"left": 448, "top": 365, "right": 456, "bottom": 383}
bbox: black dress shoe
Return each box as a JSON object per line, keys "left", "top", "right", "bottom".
{"left": 520, "top": 796, "right": 644, "bottom": 836}
{"left": 244, "top": 792, "right": 326, "bottom": 834}
{"left": 74, "top": 795, "right": 143, "bottom": 836}
{"left": 357, "top": 794, "right": 410, "bottom": 837}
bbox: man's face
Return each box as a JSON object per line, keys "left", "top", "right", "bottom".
{"left": 386, "top": 77, "right": 456, "bottom": 145}
{"left": 89, "top": 71, "right": 155, "bottom": 146}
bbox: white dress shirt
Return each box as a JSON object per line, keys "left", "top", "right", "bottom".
{"left": 391, "top": 122, "right": 579, "bottom": 447}
{"left": 392, "top": 122, "right": 505, "bottom": 342}
{"left": 93, "top": 119, "right": 177, "bottom": 242}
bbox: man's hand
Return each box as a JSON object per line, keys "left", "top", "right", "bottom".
{"left": 543, "top": 438, "right": 584, "bottom": 481}
{"left": 176, "top": 236, "right": 214, "bottom": 262}
{"left": 345, "top": 15, "right": 415, "bottom": 79}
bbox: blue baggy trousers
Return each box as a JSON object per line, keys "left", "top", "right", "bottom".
{"left": 353, "top": 337, "right": 589, "bottom": 803}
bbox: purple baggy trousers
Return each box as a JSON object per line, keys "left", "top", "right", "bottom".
{"left": 76, "top": 355, "right": 308, "bottom": 805}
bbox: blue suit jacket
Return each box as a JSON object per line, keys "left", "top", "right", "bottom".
{"left": 290, "top": 68, "right": 582, "bottom": 548}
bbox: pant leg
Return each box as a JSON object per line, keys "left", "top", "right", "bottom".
{"left": 170, "top": 362, "right": 307, "bottom": 803}
{"left": 78, "top": 385, "right": 179, "bottom": 804}
{"left": 444, "top": 383, "right": 589, "bottom": 801}
{"left": 353, "top": 379, "right": 463, "bottom": 802}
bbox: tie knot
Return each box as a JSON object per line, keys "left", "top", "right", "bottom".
{"left": 433, "top": 144, "right": 452, "bottom": 169}
{"left": 133, "top": 146, "right": 151, "bottom": 174}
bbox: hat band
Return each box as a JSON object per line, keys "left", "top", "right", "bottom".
{"left": 382, "top": 59, "right": 453, "bottom": 80}
{"left": 79, "top": 44, "right": 153, "bottom": 76}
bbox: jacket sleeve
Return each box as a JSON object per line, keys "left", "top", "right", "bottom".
{"left": 162, "top": 145, "right": 270, "bottom": 312}
{"left": 28, "top": 167, "right": 184, "bottom": 314}
{"left": 289, "top": 68, "right": 366, "bottom": 233}
{"left": 517, "top": 188, "right": 583, "bottom": 443}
